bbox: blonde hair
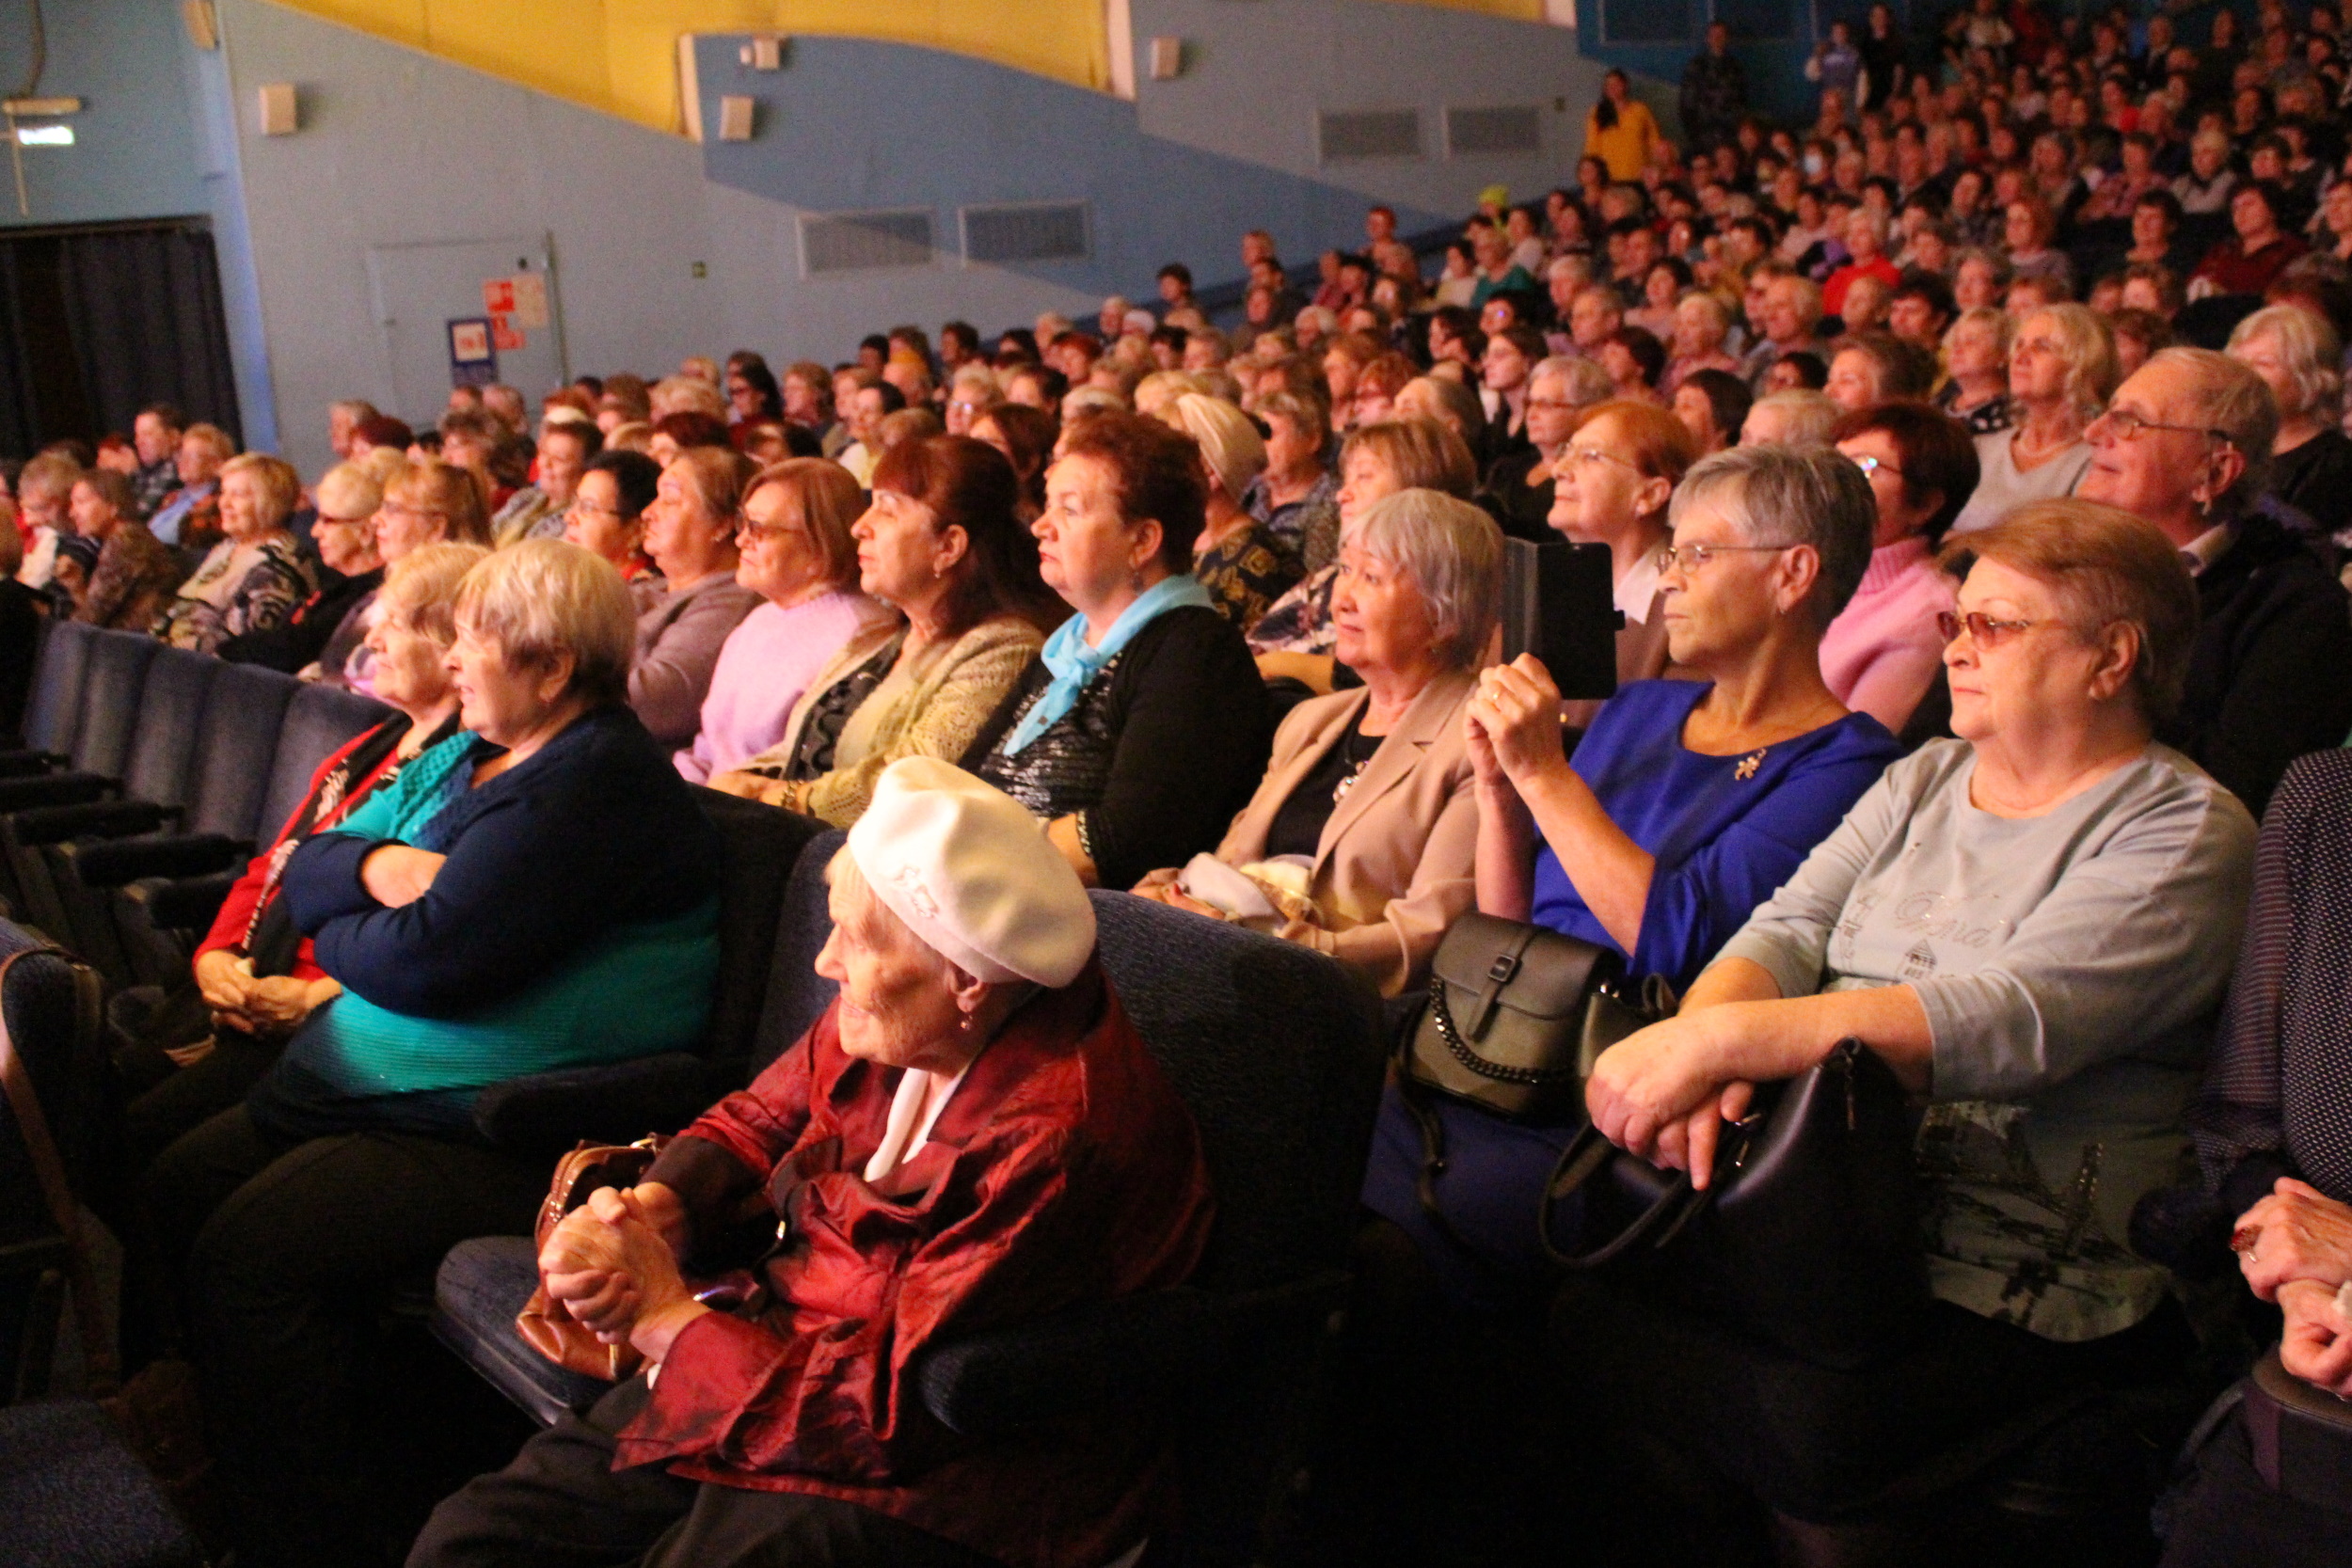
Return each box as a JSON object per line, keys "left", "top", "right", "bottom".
{"left": 1168, "top": 392, "right": 1266, "bottom": 503}
{"left": 1341, "top": 419, "right": 1478, "bottom": 499}
{"left": 180, "top": 422, "right": 237, "bottom": 467}
{"left": 649, "top": 374, "right": 727, "bottom": 422}
{"left": 358, "top": 447, "right": 408, "bottom": 487}
{"left": 380, "top": 542, "right": 489, "bottom": 644}
{"left": 388, "top": 456, "right": 491, "bottom": 546}
{"left": 314, "top": 461, "right": 385, "bottom": 523}
{"left": 454, "top": 539, "right": 636, "bottom": 705}
{"left": 2021, "top": 304, "right": 2121, "bottom": 420}
{"left": 220, "top": 452, "right": 303, "bottom": 531}
{"left": 1942, "top": 305, "right": 2014, "bottom": 362}
{"left": 666, "top": 445, "right": 754, "bottom": 522}
{"left": 15, "top": 452, "right": 79, "bottom": 505}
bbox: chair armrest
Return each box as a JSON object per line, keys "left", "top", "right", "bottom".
{"left": 914, "top": 1271, "right": 1349, "bottom": 1438}
{"left": 121, "top": 871, "right": 242, "bottom": 933}
{"left": 0, "top": 751, "right": 66, "bottom": 778}
{"left": 0, "top": 773, "right": 119, "bottom": 811}
{"left": 8, "top": 800, "right": 182, "bottom": 847}
{"left": 470, "top": 1053, "right": 712, "bottom": 1155}
{"left": 57, "top": 832, "right": 251, "bottom": 888}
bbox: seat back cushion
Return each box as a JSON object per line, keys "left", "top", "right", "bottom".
{"left": 746, "top": 828, "right": 849, "bottom": 1082}
{"left": 119, "top": 648, "right": 220, "bottom": 807}
{"left": 21, "top": 619, "right": 96, "bottom": 758}
{"left": 184, "top": 662, "right": 300, "bottom": 838}
{"left": 72, "top": 630, "right": 160, "bottom": 778}
{"left": 252, "top": 683, "right": 393, "bottom": 840}
{"left": 691, "top": 792, "right": 824, "bottom": 1081}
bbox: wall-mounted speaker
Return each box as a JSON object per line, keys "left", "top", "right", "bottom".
{"left": 1147, "top": 37, "right": 1184, "bottom": 80}
{"left": 717, "top": 96, "right": 756, "bottom": 142}
{"left": 257, "top": 83, "right": 298, "bottom": 136}
{"left": 183, "top": 0, "right": 219, "bottom": 51}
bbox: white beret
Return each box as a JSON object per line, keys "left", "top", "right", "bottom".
{"left": 846, "top": 757, "right": 1096, "bottom": 988}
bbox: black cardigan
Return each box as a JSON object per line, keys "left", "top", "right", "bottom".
{"left": 218, "top": 565, "right": 384, "bottom": 673}
{"left": 962, "top": 604, "right": 1274, "bottom": 891}
{"left": 2165, "top": 512, "right": 2352, "bottom": 821}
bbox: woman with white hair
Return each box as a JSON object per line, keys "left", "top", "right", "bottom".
{"left": 414, "top": 757, "right": 1212, "bottom": 1568}
{"left": 1169, "top": 391, "right": 1301, "bottom": 630}
{"left": 2227, "top": 303, "right": 2352, "bottom": 542}
{"left": 143, "top": 539, "right": 727, "bottom": 1568}
{"left": 1362, "top": 444, "right": 1902, "bottom": 1302}
{"left": 1948, "top": 304, "right": 2117, "bottom": 536}
{"left": 1135, "top": 488, "right": 1502, "bottom": 999}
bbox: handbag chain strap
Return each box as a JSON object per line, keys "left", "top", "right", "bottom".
{"left": 1423, "top": 971, "right": 1588, "bottom": 1085}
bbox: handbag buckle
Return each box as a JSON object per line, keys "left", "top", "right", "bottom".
{"left": 1486, "top": 954, "right": 1519, "bottom": 985}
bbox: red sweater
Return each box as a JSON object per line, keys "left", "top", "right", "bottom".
{"left": 623, "top": 965, "right": 1215, "bottom": 1568}
{"left": 197, "top": 721, "right": 408, "bottom": 980}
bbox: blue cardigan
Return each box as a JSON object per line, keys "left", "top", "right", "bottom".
{"left": 250, "top": 705, "right": 724, "bottom": 1137}
{"left": 1532, "top": 680, "right": 1902, "bottom": 988}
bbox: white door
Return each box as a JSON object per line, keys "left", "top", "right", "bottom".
{"left": 366, "top": 235, "right": 567, "bottom": 427}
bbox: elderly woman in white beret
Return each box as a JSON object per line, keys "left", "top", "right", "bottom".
{"left": 412, "top": 757, "right": 1216, "bottom": 1568}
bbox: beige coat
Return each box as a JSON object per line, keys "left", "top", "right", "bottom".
{"left": 739, "top": 614, "right": 1043, "bottom": 827}
{"left": 1171, "top": 670, "right": 1480, "bottom": 998}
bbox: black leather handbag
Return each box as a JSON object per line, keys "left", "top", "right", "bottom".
{"left": 1400, "top": 912, "right": 1664, "bottom": 1125}
{"left": 1393, "top": 913, "right": 1669, "bottom": 1258}
{"left": 1541, "top": 1040, "right": 1930, "bottom": 1370}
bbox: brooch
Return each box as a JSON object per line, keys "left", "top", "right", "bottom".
{"left": 1734, "top": 750, "right": 1768, "bottom": 781}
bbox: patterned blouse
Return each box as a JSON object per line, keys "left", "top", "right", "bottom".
{"left": 1194, "top": 523, "right": 1305, "bottom": 635}
{"left": 1936, "top": 383, "right": 2011, "bottom": 436}
{"left": 155, "top": 534, "right": 316, "bottom": 655}
{"left": 78, "top": 521, "right": 183, "bottom": 631}
{"left": 1246, "top": 563, "right": 1341, "bottom": 657}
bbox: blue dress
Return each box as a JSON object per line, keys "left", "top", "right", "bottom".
{"left": 1359, "top": 680, "right": 1902, "bottom": 1307}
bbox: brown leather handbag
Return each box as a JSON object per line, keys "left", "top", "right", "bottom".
{"left": 515, "top": 1136, "right": 669, "bottom": 1381}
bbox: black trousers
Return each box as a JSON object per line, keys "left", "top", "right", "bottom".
{"left": 2158, "top": 1403, "right": 2352, "bottom": 1566}
{"left": 140, "top": 1104, "right": 548, "bottom": 1568}
{"left": 408, "top": 1379, "right": 1002, "bottom": 1568}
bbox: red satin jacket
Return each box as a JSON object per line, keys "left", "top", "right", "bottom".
{"left": 621, "top": 962, "right": 1215, "bottom": 1568}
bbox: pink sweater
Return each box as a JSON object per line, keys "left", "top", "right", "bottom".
{"left": 675, "top": 592, "right": 895, "bottom": 783}
{"left": 1819, "top": 536, "right": 1956, "bottom": 734}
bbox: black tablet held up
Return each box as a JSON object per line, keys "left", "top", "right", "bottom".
{"left": 1501, "top": 538, "right": 1620, "bottom": 702}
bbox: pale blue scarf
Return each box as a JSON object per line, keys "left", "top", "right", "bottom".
{"left": 1000, "top": 574, "right": 1215, "bottom": 755}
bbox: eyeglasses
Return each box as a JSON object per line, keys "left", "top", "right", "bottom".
{"left": 1656, "top": 541, "right": 1791, "bottom": 573}
{"left": 317, "top": 513, "right": 374, "bottom": 527}
{"left": 1559, "top": 446, "right": 1642, "bottom": 475}
{"left": 2091, "top": 408, "right": 2232, "bottom": 445}
{"left": 737, "top": 520, "right": 803, "bottom": 543}
{"left": 378, "top": 503, "right": 448, "bottom": 522}
{"left": 568, "top": 500, "right": 625, "bottom": 523}
{"left": 1846, "top": 453, "right": 1903, "bottom": 479}
{"left": 1936, "top": 610, "right": 2051, "bottom": 648}
{"left": 1527, "top": 397, "right": 1580, "bottom": 414}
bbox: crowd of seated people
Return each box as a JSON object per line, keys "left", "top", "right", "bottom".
{"left": 7, "top": 3, "right": 2352, "bottom": 1561}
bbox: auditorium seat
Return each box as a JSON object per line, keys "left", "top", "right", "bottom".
{"left": 0, "top": 918, "right": 104, "bottom": 1404}
{"left": 432, "top": 827, "right": 1389, "bottom": 1564}
{"left": 0, "top": 620, "right": 97, "bottom": 777}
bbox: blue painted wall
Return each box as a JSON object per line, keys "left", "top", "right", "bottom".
{"left": 695, "top": 1, "right": 1617, "bottom": 303}
{"left": 0, "top": 0, "right": 276, "bottom": 449}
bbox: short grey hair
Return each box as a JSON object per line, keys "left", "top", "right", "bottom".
{"left": 1669, "top": 445, "right": 1875, "bottom": 629}
{"left": 2147, "top": 346, "right": 2279, "bottom": 515}
{"left": 2227, "top": 303, "right": 2344, "bottom": 422}
{"left": 1532, "top": 356, "right": 1615, "bottom": 408}
{"left": 453, "top": 539, "right": 637, "bottom": 705}
{"left": 1744, "top": 389, "right": 1840, "bottom": 447}
{"left": 1351, "top": 488, "right": 1503, "bottom": 671}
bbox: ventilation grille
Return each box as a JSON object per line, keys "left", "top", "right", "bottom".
{"left": 1447, "top": 105, "right": 1544, "bottom": 157}
{"left": 798, "top": 210, "right": 933, "bottom": 276}
{"left": 1318, "top": 109, "right": 1422, "bottom": 163}
{"left": 961, "top": 202, "right": 1090, "bottom": 264}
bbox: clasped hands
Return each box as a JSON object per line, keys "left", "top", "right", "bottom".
{"left": 1463, "top": 655, "right": 1570, "bottom": 793}
{"left": 539, "top": 1181, "right": 709, "bottom": 1366}
{"left": 2233, "top": 1177, "right": 2352, "bottom": 1399}
{"left": 192, "top": 948, "right": 341, "bottom": 1040}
